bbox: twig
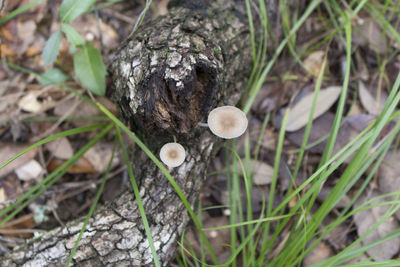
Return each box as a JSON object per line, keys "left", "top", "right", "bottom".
{"left": 126, "top": 0, "right": 152, "bottom": 40}
{"left": 50, "top": 196, "right": 65, "bottom": 227}
{"left": 0, "top": 229, "right": 46, "bottom": 234}
{"left": 31, "top": 96, "right": 81, "bottom": 142}
{"left": 0, "top": 235, "right": 22, "bottom": 244}
{"left": 0, "top": 214, "right": 33, "bottom": 228}
{"left": 100, "top": 8, "right": 136, "bottom": 24}
{"left": 0, "top": 166, "right": 125, "bottom": 206}
{"left": 55, "top": 182, "right": 97, "bottom": 203}
{"left": 0, "top": 0, "right": 8, "bottom": 13}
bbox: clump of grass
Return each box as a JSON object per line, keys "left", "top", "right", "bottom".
{"left": 177, "top": 0, "right": 400, "bottom": 266}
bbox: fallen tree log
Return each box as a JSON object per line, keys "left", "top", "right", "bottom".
{"left": 1, "top": 0, "right": 286, "bottom": 265}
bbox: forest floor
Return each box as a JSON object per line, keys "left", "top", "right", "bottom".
{"left": 1, "top": 0, "right": 400, "bottom": 266}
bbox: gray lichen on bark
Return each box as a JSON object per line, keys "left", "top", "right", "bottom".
{"left": 0, "top": 0, "right": 261, "bottom": 266}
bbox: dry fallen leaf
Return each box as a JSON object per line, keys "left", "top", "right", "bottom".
{"left": 16, "top": 20, "right": 36, "bottom": 55}
{"left": 17, "top": 0, "right": 47, "bottom": 22}
{"left": 5, "top": 0, "right": 24, "bottom": 12}
{"left": 303, "top": 50, "right": 325, "bottom": 76}
{"left": 54, "top": 97, "right": 116, "bottom": 127}
{"left": 251, "top": 83, "right": 281, "bottom": 114}
{"left": 84, "top": 142, "right": 119, "bottom": 173}
{"left": 45, "top": 136, "right": 74, "bottom": 160}
{"left": 54, "top": 98, "right": 95, "bottom": 117}
{"left": 287, "top": 112, "right": 335, "bottom": 154}
{"left": 0, "top": 43, "right": 18, "bottom": 57}
{"left": 70, "top": 15, "right": 119, "bottom": 49}
{"left": 347, "top": 100, "right": 364, "bottom": 116}
{"left": 47, "top": 157, "right": 95, "bottom": 174}
{"left": 344, "top": 243, "right": 369, "bottom": 264}
{"left": 0, "top": 143, "right": 38, "bottom": 178}
{"left": 353, "top": 18, "right": 388, "bottom": 54}
{"left": 326, "top": 222, "right": 350, "bottom": 251}
{"left": 0, "top": 83, "right": 17, "bottom": 113}
{"left": 233, "top": 159, "right": 273, "bottom": 185}
{"left": 285, "top": 86, "right": 342, "bottom": 132}
{"left": 184, "top": 214, "right": 231, "bottom": 263}
{"left": 318, "top": 186, "right": 350, "bottom": 208}
{"left": 15, "top": 159, "right": 43, "bottom": 181}
{"left": 332, "top": 114, "right": 375, "bottom": 163}
{"left": 0, "top": 187, "right": 6, "bottom": 203}
{"left": 203, "top": 215, "right": 231, "bottom": 258}
{"left": 378, "top": 150, "right": 400, "bottom": 220}
{"left": 249, "top": 126, "right": 276, "bottom": 151}
{"left": 211, "top": 179, "right": 268, "bottom": 213}
{"left": 18, "top": 93, "right": 43, "bottom": 113}
{"left": 358, "top": 80, "right": 388, "bottom": 115}
{"left": 303, "top": 240, "right": 333, "bottom": 266}
{"left": 353, "top": 190, "right": 400, "bottom": 261}
{"left": 0, "top": 173, "right": 23, "bottom": 209}
{"left": 99, "top": 21, "right": 119, "bottom": 49}
{"left": 0, "top": 214, "right": 35, "bottom": 238}
{"left": 1, "top": 19, "right": 17, "bottom": 42}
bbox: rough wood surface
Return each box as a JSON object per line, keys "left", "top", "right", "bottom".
{"left": 0, "top": 0, "right": 282, "bottom": 265}
{"left": 112, "top": 0, "right": 253, "bottom": 143}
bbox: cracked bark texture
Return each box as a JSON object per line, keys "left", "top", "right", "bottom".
{"left": 1, "top": 0, "right": 287, "bottom": 266}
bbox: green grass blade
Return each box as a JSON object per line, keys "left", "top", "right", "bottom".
{"left": 243, "top": 0, "right": 322, "bottom": 113}
{"left": 278, "top": 66, "right": 400, "bottom": 266}
{"left": 254, "top": 112, "right": 270, "bottom": 160}
{"left": 0, "top": 123, "right": 108, "bottom": 171}
{"left": 245, "top": 0, "right": 256, "bottom": 62}
{"left": 4, "top": 61, "right": 95, "bottom": 107}
{"left": 202, "top": 213, "right": 294, "bottom": 231}
{"left": 298, "top": 13, "right": 352, "bottom": 250}
{"left": 116, "top": 126, "right": 161, "bottom": 267}
{"left": 0, "top": 124, "right": 113, "bottom": 227}
{"left": 59, "top": 0, "right": 97, "bottom": 23}
{"left": 264, "top": 119, "right": 377, "bottom": 265}
{"left": 65, "top": 136, "right": 117, "bottom": 267}
{"left": 291, "top": 55, "right": 327, "bottom": 181}
{"left": 0, "top": 0, "right": 47, "bottom": 25}
{"left": 293, "top": 121, "right": 400, "bottom": 266}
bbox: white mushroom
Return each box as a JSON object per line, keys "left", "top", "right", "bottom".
{"left": 207, "top": 106, "right": 248, "bottom": 139}
{"left": 159, "top": 142, "right": 186, "bottom": 168}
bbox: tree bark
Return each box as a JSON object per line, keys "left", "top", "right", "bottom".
{"left": 1, "top": 0, "right": 282, "bottom": 265}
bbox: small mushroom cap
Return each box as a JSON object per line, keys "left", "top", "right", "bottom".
{"left": 159, "top": 142, "right": 186, "bottom": 168}
{"left": 207, "top": 106, "right": 248, "bottom": 139}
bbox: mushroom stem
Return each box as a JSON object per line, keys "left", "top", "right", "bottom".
{"left": 198, "top": 122, "right": 209, "bottom": 127}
